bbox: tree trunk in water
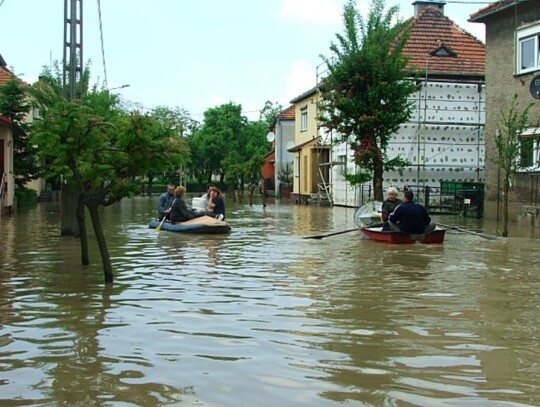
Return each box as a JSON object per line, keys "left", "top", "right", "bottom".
{"left": 147, "top": 178, "right": 153, "bottom": 196}
{"left": 61, "top": 181, "right": 80, "bottom": 236}
{"left": 87, "top": 203, "right": 114, "bottom": 284}
{"left": 373, "top": 158, "right": 384, "bottom": 201}
{"left": 502, "top": 175, "right": 509, "bottom": 237}
{"left": 76, "top": 195, "right": 90, "bottom": 266}
{"left": 248, "top": 185, "right": 254, "bottom": 205}
{"left": 260, "top": 179, "right": 267, "bottom": 207}
{"left": 229, "top": 185, "right": 237, "bottom": 203}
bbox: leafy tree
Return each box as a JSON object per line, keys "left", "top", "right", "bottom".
{"left": 148, "top": 106, "right": 197, "bottom": 191}
{"left": 190, "top": 103, "right": 246, "bottom": 183}
{"left": 318, "top": 0, "right": 416, "bottom": 201}
{"left": 239, "top": 120, "right": 269, "bottom": 203}
{"left": 492, "top": 95, "right": 538, "bottom": 237}
{"left": 259, "top": 100, "right": 283, "bottom": 129}
{"left": 187, "top": 103, "right": 271, "bottom": 200}
{"left": 30, "top": 75, "right": 188, "bottom": 283}
{"left": 0, "top": 78, "right": 41, "bottom": 189}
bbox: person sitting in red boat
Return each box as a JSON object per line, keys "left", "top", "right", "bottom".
{"left": 388, "top": 190, "right": 435, "bottom": 235}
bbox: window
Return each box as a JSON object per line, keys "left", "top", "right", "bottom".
{"left": 300, "top": 107, "right": 308, "bottom": 132}
{"left": 517, "top": 25, "right": 540, "bottom": 74}
{"left": 519, "top": 128, "right": 540, "bottom": 172}
{"left": 337, "top": 154, "right": 347, "bottom": 177}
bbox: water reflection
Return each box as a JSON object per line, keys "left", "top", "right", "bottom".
{"left": 0, "top": 197, "right": 539, "bottom": 406}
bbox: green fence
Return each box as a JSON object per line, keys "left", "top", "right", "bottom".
{"left": 440, "top": 181, "right": 484, "bottom": 218}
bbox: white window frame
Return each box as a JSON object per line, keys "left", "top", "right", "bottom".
{"left": 518, "top": 127, "right": 540, "bottom": 173}
{"left": 337, "top": 154, "right": 347, "bottom": 177}
{"left": 300, "top": 107, "right": 308, "bottom": 132}
{"left": 516, "top": 24, "right": 540, "bottom": 75}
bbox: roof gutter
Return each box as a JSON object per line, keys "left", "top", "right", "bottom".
{"left": 469, "top": 0, "right": 523, "bottom": 23}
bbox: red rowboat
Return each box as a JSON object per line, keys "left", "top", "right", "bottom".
{"left": 360, "top": 226, "right": 446, "bottom": 244}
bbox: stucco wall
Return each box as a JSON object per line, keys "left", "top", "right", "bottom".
{"left": 292, "top": 92, "right": 320, "bottom": 197}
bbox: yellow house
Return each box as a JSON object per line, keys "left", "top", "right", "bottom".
{"left": 288, "top": 86, "right": 331, "bottom": 204}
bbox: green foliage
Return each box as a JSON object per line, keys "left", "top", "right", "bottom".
{"left": 29, "top": 70, "right": 190, "bottom": 282}
{"left": 30, "top": 80, "right": 188, "bottom": 202}
{"left": 318, "top": 0, "right": 416, "bottom": 199}
{"left": 0, "top": 78, "right": 42, "bottom": 187}
{"left": 277, "top": 162, "right": 293, "bottom": 185}
{"left": 493, "top": 95, "right": 536, "bottom": 174}
{"left": 344, "top": 171, "right": 372, "bottom": 186}
{"left": 151, "top": 105, "right": 199, "bottom": 137}
{"left": 492, "top": 94, "right": 539, "bottom": 237}
{"left": 259, "top": 100, "right": 283, "bottom": 129}
{"left": 14, "top": 186, "right": 38, "bottom": 208}
{"left": 188, "top": 102, "right": 271, "bottom": 189}
{"left": 385, "top": 155, "right": 411, "bottom": 172}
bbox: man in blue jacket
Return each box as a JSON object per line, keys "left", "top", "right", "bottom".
{"left": 157, "top": 184, "right": 175, "bottom": 220}
{"left": 388, "top": 190, "right": 435, "bottom": 235}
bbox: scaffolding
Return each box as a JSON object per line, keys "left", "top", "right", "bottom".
{"left": 314, "top": 61, "right": 333, "bottom": 205}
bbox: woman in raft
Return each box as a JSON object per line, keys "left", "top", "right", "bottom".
{"left": 169, "top": 186, "right": 205, "bottom": 224}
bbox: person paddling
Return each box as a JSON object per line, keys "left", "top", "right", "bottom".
{"left": 157, "top": 184, "right": 175, "bottom": 220}
{"left": 170, "top": 186, "right": 204, "bottom": 224}
{"left": 388, "top": 190, "right": 435, "bottom": 235}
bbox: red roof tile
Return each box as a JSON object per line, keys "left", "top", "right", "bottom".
{"left": 0, "top": 55, "right": 28, "bottom": 88}
{"left": 0, "top": 65, "right": 14, "bottom": 86}
{"left": 403, "top": 6, "right": 485, "bottom": 77}
{"left": 279, "top": 105, "right": 295, "bottom": 120}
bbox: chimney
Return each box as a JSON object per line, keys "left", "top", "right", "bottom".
{"left": 412, "top": 0, "right": 446, "bottom": 17}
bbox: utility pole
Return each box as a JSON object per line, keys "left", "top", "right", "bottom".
{"left": 61, "top": 0, "right": 83, "bottom": 235}
{"left": 63, "top": 0, "right": 83, "bottom": 100}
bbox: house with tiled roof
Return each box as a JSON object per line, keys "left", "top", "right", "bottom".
{"left": 322, "top": 0, "right": 487, "bottom": 210}
{"left": 287, "top": 87, "right": 332, "bottom": 204}
{"left": 469, "top": 0, "right": 540, "bottom": 224}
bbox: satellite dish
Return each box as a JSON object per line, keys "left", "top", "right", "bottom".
{"left": 266, "top": 131, "right": 275, "bottom": 142}
{"left": 286, "top": 141, "right": 294, "bottom": 150}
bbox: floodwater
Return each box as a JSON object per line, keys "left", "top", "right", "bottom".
{"left": 1, "top": 196, "right": 539, "bottom": 406}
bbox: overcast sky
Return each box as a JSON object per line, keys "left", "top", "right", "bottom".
{"left": 0, "top": 0, "right": 488, "bottom": 120}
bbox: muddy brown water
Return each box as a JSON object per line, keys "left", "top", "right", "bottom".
{"left": 0, "top": 196, "right": 539, "bottom": 406}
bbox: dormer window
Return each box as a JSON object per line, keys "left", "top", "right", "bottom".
{"left": 430, "top": 45, "right": 457, "bottom": 58}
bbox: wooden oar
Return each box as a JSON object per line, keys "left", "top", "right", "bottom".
{"left": 438, "top": 223, "right": 498, "bottom": 240}
{"left": 156, "top": 205, "right": 173, "bottom": 231}
{"left": 303, "top": 228, "right": 359, "bottom": 240}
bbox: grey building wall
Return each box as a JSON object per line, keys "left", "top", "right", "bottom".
{"left": 274, "top": 118, "right": 295, "bottom": 196}
{"left": 480, "top": 2, "right": 540, "bottom": 219}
